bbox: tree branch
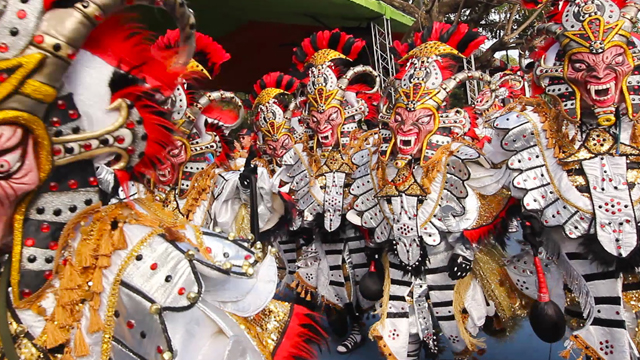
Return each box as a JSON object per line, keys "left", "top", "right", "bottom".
{"left": 505, "top": 4, "right": 519, "bottom": 36}
{"left": 504, "top": 5, "right": 544, "bottom": 41}
{"left": 453, "top": 0, "right": 466, "bottom": 26}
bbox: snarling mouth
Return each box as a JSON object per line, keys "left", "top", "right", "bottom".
{"left": 317, "top": 127, "right": 333, "bottom": 146}
{"left": 587, "top": 82, "right": 615, "bottom": 103}
{"left": 396, "top": 132, "right": 419, "bottom": 155}
{"left": 156, "top": 166, "right": 173, "bottom": 184}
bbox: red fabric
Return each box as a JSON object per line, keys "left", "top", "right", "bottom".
{"left": 82, "top": 14, "right": 182, "bottom": 96}
{"left": 44, "top": 0, "right": 56, "bottom": 10}
{"left": 463, "top": 197, "right": 519, "bottom": 244}
{"left": 273, "top": 305, "right": 327, "bottom": 360}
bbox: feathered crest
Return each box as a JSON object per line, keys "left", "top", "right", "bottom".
{"left": 82, "top": 14, "right": 183, "bottom": 95}
{"left": 391, "top": 22, "right": 487, "bottom": 60}
{"left": 250, "top": 72, "right": 300, "bottom": 105}
{"left": 110, "top": 86, "right": 176, "bottom": 185}
{"left": 292, "top": 29, "right": 365, "bottom": 71}
{"left": 152, "top": 29, "right": 230, "bottom": 77}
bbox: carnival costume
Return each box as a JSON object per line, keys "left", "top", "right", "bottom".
{"left": 0, "top": 3, "right": 325, "bottom": 359}
{"left": 482, "top": 0, "right": 640, "bottom": 358}
{"left": 345, "top": 23, "right": 522, "bottom": 359}
{"left": 278, "top": 29, "right": 381, "bottom": 353}
{"left": 249, "top": 72, "right": 305, "bottom": 288}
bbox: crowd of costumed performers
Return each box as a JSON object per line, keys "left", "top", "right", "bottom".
{"left": 3, "top": 0, "right": 640, "bottom": 359}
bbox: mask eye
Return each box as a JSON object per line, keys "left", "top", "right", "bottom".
{"left": 417, "top": 115, "right": 432, "bottom": 124}
{"left": 329, "top": 111, "right": 339, "bottom": 122}
{"left": 571, "top": 61, "right": 588, "bottom": 71}
{"left": 611, "top": 54, "right": 625, "bottom": 65}
{"left": 393, "top": 114, "right": 403, "bottom": 123}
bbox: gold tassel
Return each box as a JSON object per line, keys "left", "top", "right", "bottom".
{"left": 300, "top": 289, "right": 306, "bottom": 298}
{"left": 291, "top": 280, "right": 299, "bottom": 289}
{"left": 306, "top": 291, "right": 312, "bottom": 301}
{"left": 75, "top": 240, "right": 95, "bottom": 268}
{"left": 97, "top": 232, "right": 114, "bottom": 256}
{"left": 89, "top": 293, "right": 101, "bottom": 310}
{"left": 54, "top": 306, "right": 74, "bottom": 327}
{"left": 60, "top": 262, "right": 83, "bottom": 290}
{"left": 88, "top": 307, "right": 104, "bottom": 333}
{"left": 112, "top": 225, "right": 127, "bottom": 250}
{"left": 60, "top": 347, "right": 74, "bottom": 360}
{"left": 58, "top": 289, "right": 86, "bottom": 306}
{"left": 90, "top": 269, "right": 104, "bottom": 293}
{"left": 40, "top": 322, "right": 68, "bottom": 349}
{"left": 559, "top": 348, "right": 571, "bottom": 359}
{"left": 576, "top": 353, "right": 584, "bottom": 360}
{"left": 97, "top": 255, "right": 111, "bottom": 268}
{"left": 73, "top": 327, "right": 90, "bottom": 357}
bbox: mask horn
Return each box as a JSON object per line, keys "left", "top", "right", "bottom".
{"left": 186, "top": 90, "right": 245, "bottom": 132}
{"left": 337, "top": 65, "right": 381, "bottom": 94}
{"left": 429, "top": 70, "right": 491, "bottom": 107}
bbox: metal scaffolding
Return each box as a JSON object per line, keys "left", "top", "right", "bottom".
{"left": 463, "top": 56, "right": 480, "bottom": 105}
{"left": 370, "top": 17, "right": 396, "bottom": 86}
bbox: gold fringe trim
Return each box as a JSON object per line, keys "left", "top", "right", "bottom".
{"left": 369, "top": 253, "right": 391, "bottom": 341}
{"left": 453, "top": 274, "right": 485, "bottom": 351}
{"left": 420, "top": 144, "right": 454, "bottom": 191}
{"left": 564, "top": 335, "right": 604, "bottom": 360}
{"left": 180, "top": 164, "right": 218, "bottom": 221}
{"left": 472, "top": 244, "right": 530, "bottom": 330}
{"left": 35, "top": 195, "right": 210, "bottom": 359}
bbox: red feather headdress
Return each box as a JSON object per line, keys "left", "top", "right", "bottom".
{"left": 392, "top": 22, "right": 487, "bottom": 60}
{"left": 82, "top": 14, "right": 183, "bottom": 96}
{"left": 152, "top": 29, "right": 230, "bottom": 78}
{"left": 292, "top": 29, "right": 365, "bottom": 71}
{"left": 250, "top": 72, "right": 300, "bottom": 106}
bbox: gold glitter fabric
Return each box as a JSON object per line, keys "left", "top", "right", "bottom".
{"left": 470, "top": 188, "right": 511, "bottom": 229}
{"left": 254, "top": 88, "right": 285, "bottom": 107}
{"left": 401, "top": 41, "right": 462, "bottom": 62}
{"left": 377, "top": 164, "right": 428, "bottom": 197}
{"left": 472, "top": 245, "right": 530, "bottom": 330}
{"left": 0, "top": 311, "right": 49, "bottom": 360}
{"left": 308, "top": 49, "right": 348, "bottom": 66}
{"left": 623, "top": 273, "right": 640, "bottom": 312}
{"left": 233, "top": 204, "right": 252, "bottom": 239}
{"left": 229, "top": 300, "right": 292, "bottom": 360}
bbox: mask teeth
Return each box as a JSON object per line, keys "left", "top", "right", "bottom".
{"left": 593, "top": 106, "right": 617, "bottom": 126}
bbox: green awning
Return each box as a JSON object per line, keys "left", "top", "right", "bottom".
{"left": 186, "top": 0, "right": 415, "bottom": 37}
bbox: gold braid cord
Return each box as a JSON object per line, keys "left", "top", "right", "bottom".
{"left": 453, "top": 275, "right": 485, "bottom": 352}
{"left": 35, "top": 196, "right": 193, "bottom": 359}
